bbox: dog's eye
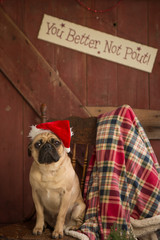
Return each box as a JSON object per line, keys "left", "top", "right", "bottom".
{"left": 54, "top": 141, "right": 61, "bottom": 147}
{"left": 34, "top": 140, "right": 42, "bottom": 149}
{"left": 51, "top": 138, "right": 61, "bottom": 147}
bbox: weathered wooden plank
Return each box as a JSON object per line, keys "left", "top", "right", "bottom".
{"left": 23, "top": 0, "right": 57, "bottom": 73}
{"left": 148, "top": 2, "right": 160, "bottom": 109}
{"left": 0, "top": 6, "right": 89, "bottom": 119}
{"left": 117, "top": 0, "right": 149, "bottom": 109}
{"left": 23, "top": 102, "right": 39, "bottom": 220}
{"left": 86, "top": 106, "right": 160, "bottom": 139}
{"left": 0, "top": 0, "right": 24, "bottom": 28}
{"left": 0, "top": 72, "right": 23, "bottom": 223}
{"left": 150, "top": 140, "right": 160, "bottom": 165}
{"left": 87, "top": 0, "right": 118, "bottom": 106}
{"left": 55, "top": 0, "right": 87, "bottom": 106}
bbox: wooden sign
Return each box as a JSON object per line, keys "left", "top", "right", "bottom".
{"left": 38, "top": 14, "right": 158, "bottom": 73}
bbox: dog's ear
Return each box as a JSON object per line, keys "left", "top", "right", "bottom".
{"left": 28, "top": 142, "right": 32, "bottom": 157}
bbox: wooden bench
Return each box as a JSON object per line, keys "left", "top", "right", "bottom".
{"left": 1, "top": 103, "right": 160, "bottom": 240}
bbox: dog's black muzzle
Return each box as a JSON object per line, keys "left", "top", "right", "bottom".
{"left": 38, "top": 142, "right": 60, "bottom": 164}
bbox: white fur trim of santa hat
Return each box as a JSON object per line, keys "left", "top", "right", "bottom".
{"left": 28, "top": 125, "right": 52, "bottom": 139}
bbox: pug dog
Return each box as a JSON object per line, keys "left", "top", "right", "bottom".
{"left": 28, "top": 121, "right": 86, "bottom": 239}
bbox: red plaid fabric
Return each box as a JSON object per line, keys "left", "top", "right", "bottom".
{"left": 80, "top": 105, "right": 160, "bottom": 240}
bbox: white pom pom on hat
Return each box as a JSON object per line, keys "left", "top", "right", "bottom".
{"left": 28, "top": 120, "right": 73, "bottom": 153}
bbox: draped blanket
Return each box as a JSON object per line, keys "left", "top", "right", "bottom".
{"left": 80, "top": 105, "right": 160, "bottom": 240}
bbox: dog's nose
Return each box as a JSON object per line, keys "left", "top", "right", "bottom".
{"left": 44, "top": 142, "right": 52, "bottom": 149}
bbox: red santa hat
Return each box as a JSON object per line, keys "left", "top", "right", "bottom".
{"left": 28, "top": 120, "right": 73, "bottom": 153}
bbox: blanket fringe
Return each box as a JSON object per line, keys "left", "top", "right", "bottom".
{"left": 65, "top": 228, "right": 89, "bottom": 240}
{"left": 131, "top": 216, "right": 160, "bottom": 238}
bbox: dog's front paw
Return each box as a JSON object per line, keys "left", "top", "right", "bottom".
{"left": 33, "top": 226, "right": 44, "bottom": 235}
{"left": 52, "top": 229, "right": 63, "bottom": 239}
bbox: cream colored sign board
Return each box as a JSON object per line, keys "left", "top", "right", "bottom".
{"left": 38, "top": 14, "right": 158, "bottom": 73}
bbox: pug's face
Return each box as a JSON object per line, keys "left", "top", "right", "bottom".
{"left": 29, "top": 132, "right": 65, "bottom": 165}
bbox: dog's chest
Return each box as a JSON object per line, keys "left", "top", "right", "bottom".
{"left": 37, "top": 172, "right": 66, "bottom": 213}
{"left": 38, "top": 187, "right": 63, "bottom": 212}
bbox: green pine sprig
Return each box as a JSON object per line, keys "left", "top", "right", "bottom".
{"left": 107, "top": 224, "right": 135, "bottom": 240}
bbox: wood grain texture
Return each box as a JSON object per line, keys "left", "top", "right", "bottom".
{"left": 87, "top": 0, "right": 118, "bottom": 106}
{"left": 23, "top": 102, "right": 39, "bottom": 220}
{"left": 1, "top": 0, "right": 160, "bottom": 225}
{"left": 148, "top": 2, "right": 160, "bottom": 109}
{"left": 117, "top": 0, "right": 149, "bottom": 109}
{"left": 0, "top": 6, "right": 89, "bottom": 119}
{"left": 0, "top": 72, "right": 23, "bottom": 223}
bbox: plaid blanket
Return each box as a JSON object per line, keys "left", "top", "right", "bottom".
{"left": 80, "top": 105, "right": 160, "bottom": 240}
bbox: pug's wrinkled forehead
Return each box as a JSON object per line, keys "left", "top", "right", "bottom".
{"left": 28, "top": 120, "right": 73, "bottom": 153}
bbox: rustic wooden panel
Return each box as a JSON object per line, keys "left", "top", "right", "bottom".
{"left": 23, "top": 0, "right": 87, "bottom": 106}
{"left": 148, "top": 1, "right": 160, "bottom": 110}
{"left": 0, "top": 6, "right": 89, "bottom": 120}
{"left": 148, "top": 0, "right": 160, "bottom": 164}
{"left": 23, "top": 102, "right": 40, "bottom": 220}
{"left": 150, "top": 140, "right": 160, "bottom": 165}
{"left": 55, "top": 0, "right": 87, "bottom": 106}
{"left": 23, "top": 0, "right": 57, "bottom": 68}
{"left": 87, "top": 0, "right": 118, "bottom": 106}
{"left": 1, "top": 0, "right": 160, "bottom": 224}
{"left": 0, "top": 0, "right": 24, "bottom": 28}
{"left": 0, "top": 72, "right": 23, "bottom": 223}
{"left": 117, "top": 0, "right": 149, "bottom": 109}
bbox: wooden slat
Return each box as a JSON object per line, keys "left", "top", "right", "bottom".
{"left": 72, "top": 143, "right": 77, "bottom": 170}
{"left": 23, "top": 102, "right": 37, "bottom": 220}
{"left": 149, "top": 2, "right": 160, "bottom": 109}
{"left": 55, "top": 0, "right": 87, "bottom": 106}
{"left": 81, "top": 144, "right": 89, "bottom": 191}
{"left": 86, "top": 106, "right": 160, "bottom": 139}
{"left": 117, "top": 0, "right": 149, "bottom": 109}
{"left": 0, "top": 72, "right": 23, "bottom": 223}
{"left": 87, "top": 0, "right": 118, "bottom": 107}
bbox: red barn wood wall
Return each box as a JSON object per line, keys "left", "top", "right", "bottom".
{"left": 0, "top": 0, "right": 160, "bottom": 223}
